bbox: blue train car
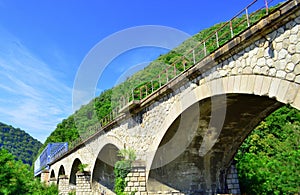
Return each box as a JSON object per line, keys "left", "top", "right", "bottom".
{"left": 34, "top": 142, "right": 68, "bottom": 176}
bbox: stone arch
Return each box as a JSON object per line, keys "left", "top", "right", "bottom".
{"left": 146, "top": 75, "right": 299, "bottom": 193}
{"left": 57, "top": 165, "right": 66, "bottom": 185}
{"left": 69, "top": 158, "right": 82, "bottom": 186}
{"left": 48, "top": 169, "right": 57, "bottom": 185}
{"left": 58, "top": 165, "right": 66, "bottom": 176}
{"left": 89, "top": 135, "right": 124, "bottom": 178}
{"left": 50, "top": 169, "right": 56, "bottom": 179}
{"left": 91, "top": 143, "right": 121, "bottom": 192}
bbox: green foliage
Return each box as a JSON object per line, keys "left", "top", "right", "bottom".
{"left": 0, "top": 122, "right": 42, "bottom": 166}
{"left": 235, "top": 106, "right": 300, "bottom": 194}
{"left": 68, "top": 190, "right": 76, "bottom": 195}
{"left": 114, "top": 149, "right": 136, "bottom": 195}
{"left": 0, "top": 148, "right": 58, "bottom": 195}
{"left": 117, "top": 148, "right": 136, "bottom": 162}
{"left": 78, "top": 163, "right": 88, "bottom": 172}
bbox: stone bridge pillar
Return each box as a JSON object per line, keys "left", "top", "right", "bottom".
{"left": 40, "top": 170, "right": 49, "bottom": 184}
{"left": 58, "top": 175, "right": 70, "bottom": 195}
{"left": 76, "top": 171, "right": 92, "bottom": 195}
{"left": 49, "top": 177, "right": 57, "bottom": 186}
{"left": 125, "top": 160, "right": 147, "bottom": 195}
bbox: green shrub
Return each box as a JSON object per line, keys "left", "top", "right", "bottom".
{"left": 114, "top": 149, "right": 136, "bottom": 195}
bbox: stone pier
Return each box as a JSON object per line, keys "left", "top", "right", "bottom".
{"left": 76, "top": 172, "right": 92, "bottom": 195}
{"left": 125, "top": 161, "right": 147, "bottom": 195}
{"left": 58, "top": 175, "right": 69, "bottom": 195}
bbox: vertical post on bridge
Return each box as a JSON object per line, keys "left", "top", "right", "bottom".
{"left": 230, "top": 20, "right": 234, "bottom": 38}
{"left": 264, "top": 0, "right": 269, "bottom": 15}
{"left": 193, "top": 49, "right": 196, "bottom": 64}
{"left": 151, "top": 80, "right": 154, "bottom": 93}
{"left": 216, "top": 31, "right": 219, "bottom": 48}
{"left": 132, "top": 89, "right": 134, "bottom": 102}
{"left": 204, "top": 41, "right": 207, "bottom": 56}
{"left": 246, "top": 8, "right": 250, "bottom": 27}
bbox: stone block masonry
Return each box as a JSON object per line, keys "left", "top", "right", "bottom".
{"left": 76, "top": 172, "right": 92, "bottom": 195}
{"left": 58, "top": 175, "right": 69, "bottom": 195}
{"left": 226, "top": 164, "right": 240, "bottom": 195}
{"left": 124, "top": 161, "right": 147, "bottom": 195}
{"left": 49, "top": 177, "right": 57, "bottom": 186}
{"left": 40, "top": 170, "right": 49, "bottom": 184}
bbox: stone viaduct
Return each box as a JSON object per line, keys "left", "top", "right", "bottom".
{"left": 41, "top": 1, "right": 300, "bottom": 194}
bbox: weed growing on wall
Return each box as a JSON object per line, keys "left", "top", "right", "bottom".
{"left": 114, "top": 148, "right": 136, "bottom": 195}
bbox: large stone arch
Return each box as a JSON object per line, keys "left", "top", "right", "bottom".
{"left": 89, "top": 135, "right": 124, "bottom": 173}
{"left": 146, "top": 2, "right": 300, "bottom": 176}
{"left": 91, "top": 143, "right": 121, "bottom": 192}
{"left": 146, "top": 75, "right": 299, "bottom": 193}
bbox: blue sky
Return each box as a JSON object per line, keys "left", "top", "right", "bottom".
{"left": 0, "top": 0, "right": 283, "bottom": 142}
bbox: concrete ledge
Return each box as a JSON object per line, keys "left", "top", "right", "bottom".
{"left": 119, "top": 100, "right": 140, "bottom": 114}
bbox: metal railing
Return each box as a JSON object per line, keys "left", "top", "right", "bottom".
{"left": 65, "top": 0, "right": 287, "bottom": 155}
{"left": 117, "top": 0, "right": 283, "bottom": 106}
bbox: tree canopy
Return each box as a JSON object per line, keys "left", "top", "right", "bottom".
{"left": 235, "top": 106, "right": 300, "bottom": 194}
{"left": 0, "top": 122, "right": 42, "bottom": 166}
{"left": 0, "top": 148, "right": 58, "bottom": 195}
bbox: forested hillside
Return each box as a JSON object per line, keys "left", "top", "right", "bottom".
{"left": 0, "top": 122, "right": 42, "bottom": 165}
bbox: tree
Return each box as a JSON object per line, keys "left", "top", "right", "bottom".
{"left": 0, "top": 148, "right": 58, "bottom": 195}
{"left": 235, "top": 106, "right": 300, "bottom": 194}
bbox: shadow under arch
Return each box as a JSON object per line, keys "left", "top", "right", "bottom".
{"left": 57, "top": 165, "right": 66, "bottom": 185}
{"left": 91, "top": 143, "right": 120, "bottom": 192}
{"left": 92, "top": 143, "right": 120, "bottom": 191}
{"left": 147, "top": 93, "right": 284, "bottom": 194}
{"left": 58, "top": 165, "right": 66, "bottom": 176}
{"left": 145, "top": 72, "right": 300, "bottom": 194}
{"left": 69, "top": 158, "right": 82, "bottom": 186}
{"left": 50, "top": 169, "right": 56, "bottom": 179}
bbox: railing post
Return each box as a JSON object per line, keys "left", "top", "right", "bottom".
{"left": 193, "top": 49, "right": 196, "bottom": 64}
{"left": 145, "top": 85, "right": 148, "bottom": 97}
{"left": 216, "top": 31, "right": 219, "bottom": 47}
{"left": 264, "top": 0, "right": 269, "bottom": 15}
{"left": 246, "top": 8, "right": 250, "bottom": 27}
{"left": 174, "top": 65, "right": 177, "bottom": 77}
{"left": 166, "top": 69, "right": 169, "bottom": 82}
{"left": 151, "top": 80, "right": 154, "bottom": 93}
{"left": 204, "top": 41, "right": 207, "bottom": 56}
{"left": 230, "top": 20, "right": 234, "bottom": 38}
{"left": 132, "top": 89, "right": 134, "bottom": 101}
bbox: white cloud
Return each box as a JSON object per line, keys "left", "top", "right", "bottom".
{"left": 0, "top": 27, "right": 73, "bottom": 142}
